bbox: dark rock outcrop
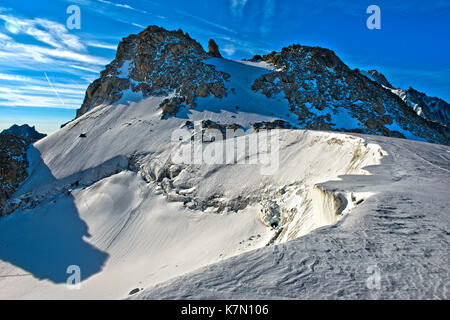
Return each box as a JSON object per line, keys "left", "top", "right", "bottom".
{"left": 0, "top": 125, "right": 45, "bottom": 213}
{"left": 399, "top": 87, "right": 450, "bottom": 127}
{"left": 249, "top": 54, "right": 262, "bottom": 62}
{"left": 249, "top": 44, "right": 449, "bottom": 145}
{"left": 360, "top": 70, "right": 450, "bottom": 127}
{"left": 0, "top": 133, "right": 31, "bottom": 212}
{"left": 363, "top": 69, "right": 394, "bottom": 88}
{"left": 207, "top": 39, "right": 222, "bottom": 58}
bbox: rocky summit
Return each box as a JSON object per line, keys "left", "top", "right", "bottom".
{"left": 207, "top": 39, "right": 222, "bottom": 58}
{"left": 249, "top": 45, "right": 448, "bottom": 144}
{"left": 77, "top": 26, "right": 229, "bottom": 117}
{"left": 1, "top": 124, "right": 47, "bottom": 141}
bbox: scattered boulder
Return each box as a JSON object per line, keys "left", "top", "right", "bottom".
{"left": 250, "top": 54, "right": 262, "bottom": 62}
{"left": 259, "top": 199, "right": 281, "bottom": 229}
{"left": 128, "top": 288, "right": 142, "bottom": 295}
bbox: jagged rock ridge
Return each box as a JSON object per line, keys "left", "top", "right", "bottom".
{"left": 249, "top": 45, "right": 449, "bottom": 144}
{"left": 76, "top": 26, "right": 449, "bottom": 145}
{"left": 391, "top": 87, "right": 450, "bottom": 127}
{"left": 1, "top": 124, "right": 46, "bottom": 140}
{"left": 360, "top": 69, "right": 450, "bottom": 127}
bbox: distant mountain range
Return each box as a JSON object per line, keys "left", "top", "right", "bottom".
{"left": 1, "top": 124, "right": 46, "bottom": 141}
{"left": 361, "top": 70, "right": 450, "bottom": 127}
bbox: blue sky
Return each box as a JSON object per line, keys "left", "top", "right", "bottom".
{"left": 0, "top": 0, "right": 449, "bottom": 133}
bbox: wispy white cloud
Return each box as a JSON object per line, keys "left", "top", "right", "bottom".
{"left": 0, "top": 14, "right": 110, "bottom": 69}
{"left": 0, "top": 40, "right": 109, "bottom": 66}
{"left": 0, "top": 11, "right": 109, "bottom": 70}
{"left": 230, "top": 0, "right": 249, "bottom": 18}
{"left": 86, "top": 41, "right": 118, "bottom": 50}
{"left": 0, "top": 73, "right": 32, "bottom": 82}
{"left": 0, "top": 93, "right": 81, "bottom": 108}
{"left": 221, "top": 44, "right": 237, "bottom": 56}
{"left": 0, "top": 14, "right": 85, "bottom": 51}
{"left": 131, "top": 22, "right": 146, "bottom": 29}
{"left": 96, "top": 0, "right": 150, "bottom": 14}
{"left": 214, "top": 34, "right": 270, "bottom": 56}
{"left": 0, "top": 10, "right": 108, "bottom": 110}
{"left": 70, "top": 64, "right": 101, "bottom": 73}
{"left": 44, "top": 72, "right": 66, "bottom": 106}
{"left": 260, "top": 0, "right": 276, "bottom": 36}
{"left": 0, "top": 32, "right": 12, "bottom": 40}
{"left": 0, "top": 83, "right": 84, "bottom": 108}
{"left": 0, "top": 74, "right": 87, "bottom": 109}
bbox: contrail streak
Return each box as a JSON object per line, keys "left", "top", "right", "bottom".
{"left": 44, "top": 72, "right": 65, "bottom": 106}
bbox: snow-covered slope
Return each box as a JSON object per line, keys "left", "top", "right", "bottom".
{"left": 0, "top": 90, "right": 385, "bottom": 299}
{"left": 134, "top": 135, "right": 450, "bottom": 300}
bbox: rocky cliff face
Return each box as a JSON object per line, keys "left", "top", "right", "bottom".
{"left": 0, "top": 124, "right": 46, "bottom": 212}
{"left": 0, "top": 133, "right": 31, "bottom": 211}
{"left": 207, "top": 39, "right": 222, "bottom": 58}
{"left": 390, "top": 87, "right": 450, "bottom": 127}
{"left": 361, "top": 69, "right": 394, "bottom": 88}
{"left": 77, "top": 26, "right": 229, "bottom": 117}
{"left": 360, "top": 69, "right": 450, "bottom": 128}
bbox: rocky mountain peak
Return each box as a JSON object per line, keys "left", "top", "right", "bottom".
{"left": 252, "top": 44, "right": 347, "bottom": 72}
{"left": 402, "top": 87, "right": 450, "bottom": 126}
{"left": 359, "top": 69, "right": 450, "bottom": 127}
{"left": 77, "top": 26, "right": 229, "bottom": 117}
{"left": 1, "top": 124, "right": 46, "bottom": 141}
{"left": 365, "top": 69, "right": 393, "bottom": 88}
{"left": 249, "top": 44, "right": 449, "bottom": 144}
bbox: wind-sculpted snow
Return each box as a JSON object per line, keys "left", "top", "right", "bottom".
{"left": 133, "top": 136, "right": 450, "bottom": 300}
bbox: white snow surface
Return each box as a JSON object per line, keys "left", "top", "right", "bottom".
{"left": 133, "top": 135, "right": 450, "bottom": 300}
{"left": 0, "top": 58, "right": 448, "bottom": 300}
